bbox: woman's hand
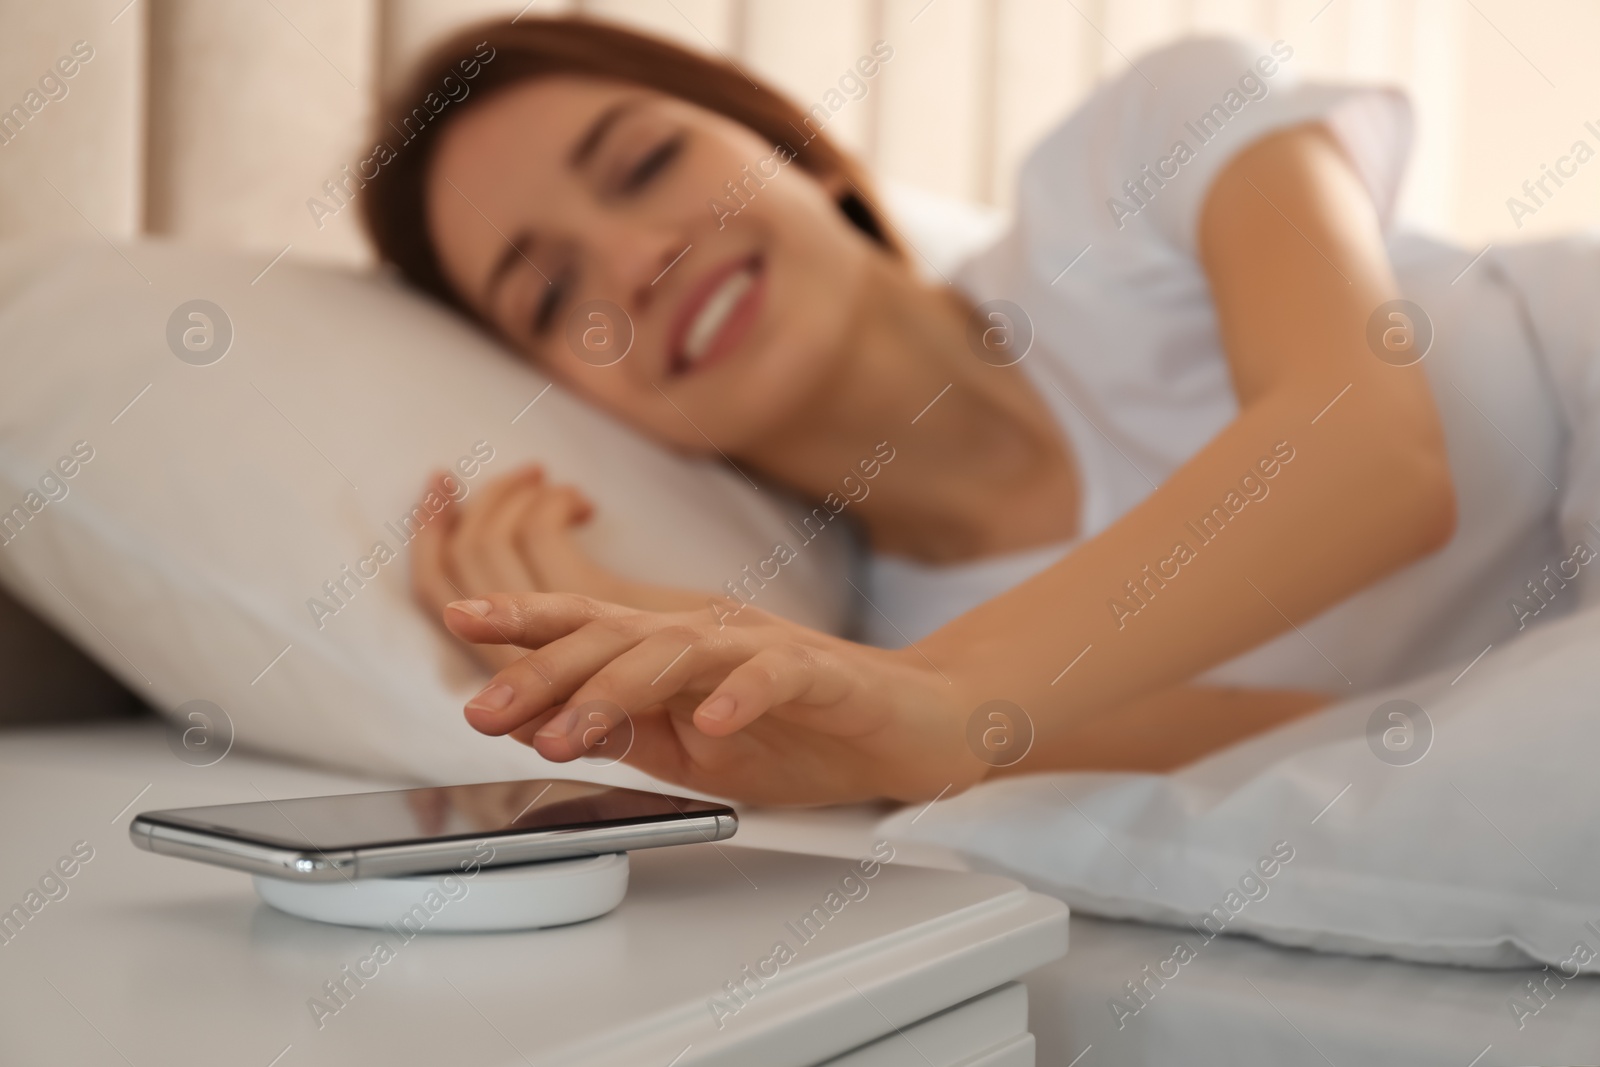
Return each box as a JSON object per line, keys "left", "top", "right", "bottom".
{"left": 411, "top": 466, "right": 711, "bottom": 671}
{"left": 440, "top": 592, "right": 985, "bottom": 806}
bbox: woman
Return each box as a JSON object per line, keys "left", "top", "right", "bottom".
{"left": 363, "top": 18, "right": 1594, "bottom": 805}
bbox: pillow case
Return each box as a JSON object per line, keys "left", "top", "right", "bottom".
{"left": 880, "top": 602, "right": 1600, "bottom": 972}
{"left": 0, "top": 237, "right": 855, "bottom": 787}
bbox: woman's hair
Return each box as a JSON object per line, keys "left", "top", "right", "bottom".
{"left": 361, "top": 16, "right": 902, "bottom": 316}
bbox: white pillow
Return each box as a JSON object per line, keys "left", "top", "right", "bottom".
{"left": 880, "top": 602, "right": 1600, "bottom": 972}
{"left": 0, "top": 237, "right": 855, "bottom": 788}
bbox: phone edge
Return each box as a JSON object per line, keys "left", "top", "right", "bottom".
{"left": 129, "top": 809, "right": 739, "bottom": 883}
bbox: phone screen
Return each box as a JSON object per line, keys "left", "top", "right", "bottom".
{"left": 139, "top": 780, "right": 728, "bottom": 851}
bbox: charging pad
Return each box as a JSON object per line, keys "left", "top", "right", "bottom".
{"left": 252, "top": 853, "right": 629, "bottom": 932}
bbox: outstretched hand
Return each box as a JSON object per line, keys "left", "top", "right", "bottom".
{"left": 442, "top": 592, "right": 985, "bottom": 806}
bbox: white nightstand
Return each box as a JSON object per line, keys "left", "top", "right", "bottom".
{"left": 0, "top": 725, "right": 1068, "bottom": 1066}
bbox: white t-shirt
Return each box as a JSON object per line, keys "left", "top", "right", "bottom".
{"left": 865, "top": 37, "right": 1575, "bottom": 694}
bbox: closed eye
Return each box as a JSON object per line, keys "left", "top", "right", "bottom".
{"left": 622, "top": 134, "right": 684, "bottom": 192}
{"left": 531, "top": 271, "right": 569, "bottom": 336}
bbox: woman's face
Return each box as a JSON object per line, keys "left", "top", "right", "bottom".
{"left": 427, "top": 75, "right": 882, "bottom": 454}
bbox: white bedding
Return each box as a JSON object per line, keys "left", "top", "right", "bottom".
{"left": 881, "top": 597, "right": 1600, "bottom": 976}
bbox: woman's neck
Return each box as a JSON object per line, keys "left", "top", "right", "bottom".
{"left": 741, "top": 255, "right": 1080, "bottom": 564}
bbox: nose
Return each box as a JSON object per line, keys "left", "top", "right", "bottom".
{"left": 586, "top": 215, "right": 691, "bottom": 315}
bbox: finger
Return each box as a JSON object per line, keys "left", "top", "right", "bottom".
{"left": 410, "top": 471, "right": 463, "bottom": 613}
{"left": 448, "top": 470, "right": 546, "bottom": 594}
{"left": 528, "top": 626, "right": 729, "bottom": 761}
{"left": 692, "top": 643, "right": 855, "bottom": 737}
{"left": 464, "top": 480, "right": 549, "bottom": 593}
{"left": 442, "top": 591, "right": 633, "bottom": 647}
{"left": 517, "top": 485, "right": 604, "bottom": 591}
{"left": 458, "top": 608, "right": 660, "bottom": 736}
{"left": 581, "top": 704, "right": 707, "bottom": 785}
{"left": 606, "top": 705, "right": 695, "bottom": 782}
{"left": 472, "top": 643, "right": 533, "bottom": 674}
{"left": 410, "top": 473, "right": 524, "bottom": 671}
{"left": 452, "top": 465, "right": 543, "bottom": 548}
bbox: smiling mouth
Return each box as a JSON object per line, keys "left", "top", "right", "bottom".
{"left": 667, "top": 254, "right": 765, "bottom": 378}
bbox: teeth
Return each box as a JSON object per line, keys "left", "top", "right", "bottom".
{"left": 683, "top": 265, "right": 756, "bottom": 365}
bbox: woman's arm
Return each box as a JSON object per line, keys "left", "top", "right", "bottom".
{"left": 922, "top": 122, "right": 1455, "bottom": 759}
{"left": 989, "top": 683, "right": 1327, "bottom": 774}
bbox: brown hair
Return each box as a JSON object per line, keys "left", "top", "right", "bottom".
{"left": 360, "top": 16, "right": 901, "bottom": 317}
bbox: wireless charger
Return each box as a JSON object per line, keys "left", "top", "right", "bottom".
{"left": 252, "top": 853, "right": 629, "bottom": 933}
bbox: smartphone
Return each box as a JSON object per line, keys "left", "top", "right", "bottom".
{"left": 130, "top": 779, "right": 737, "bottom": 882}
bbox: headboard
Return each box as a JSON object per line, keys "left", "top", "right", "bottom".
{"left": 0, "top": 0, "right": 1504, "bottom": 272}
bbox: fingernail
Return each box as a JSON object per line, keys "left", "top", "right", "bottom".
{"left": 466, "top": 683, "right": 515, "bottom": 713}
{"left": 446, "top": 599, "right": 493, "bottom": 618}
{"left": 698, "top": 695, "right": 737, "bottom": 723}
{"left": 535, "top": 706, "right": 578, "bottom": 741}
